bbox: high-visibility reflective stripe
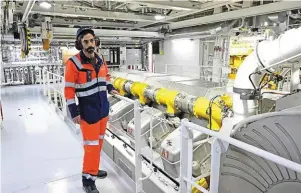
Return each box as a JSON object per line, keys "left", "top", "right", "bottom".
{"left": 76, "top": 86, "right": 106, "bottom": 97}
{"left": 106, "top": 80, "right": 112, "bottom": 85}
{"left": 76, "top": 78, "right": 97, "bottom": 89}
{"left": 99, "top": 135, "right": 104, "bottom": 139}
{"left": 82, "top": 173, "right": 97, "bottom": 181}
{"left": 75, "top": 77, "right": 106, "bottom": 89}
{"left": 65, "top": 82, "right": 75, "bottom": 88}
{"left": 71, "top": 55, "right": 83, "bottom": 69}
{"left": 66, "top": 99, "right": 76, "bottom": 105}
{"left": 83, "top": 140, "right": 99, "bottom": 146}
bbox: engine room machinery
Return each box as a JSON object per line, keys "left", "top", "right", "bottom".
{"left": 99, "top": 26, "right": 301, "bottom": 193}
{"left": 2, "top": 64, "right": 63, "bottom": 86}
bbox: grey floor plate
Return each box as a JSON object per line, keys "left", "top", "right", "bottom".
{"left": 1, "top": 85, "right": 134, "bottom": 193}
{"left": 219, "top": 114, "right": 301, "bottom": 193}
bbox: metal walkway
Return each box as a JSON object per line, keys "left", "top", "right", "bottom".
{"left": 1, "top": 85, "right": 133, "bottom": 193}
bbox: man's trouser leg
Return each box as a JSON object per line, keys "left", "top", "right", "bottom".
{"left": 80, "top": 117, "right": 109, "bottom": 182}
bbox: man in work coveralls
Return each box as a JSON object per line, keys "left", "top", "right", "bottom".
{"left": 64, "top": 27, "right": 118, "bottom": 193}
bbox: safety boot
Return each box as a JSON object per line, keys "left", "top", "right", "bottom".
{"left": 97, "top": 170, "right": 107, "bottom": 179}
{"left": 82, "top": 176, "right": 99, "bottom": 193}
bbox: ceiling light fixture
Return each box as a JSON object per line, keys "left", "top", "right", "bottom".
{"left": 39, "top": 1, "right": 52, "bottom": 9}
{"left": 154, "top": 15, "right": 166, "bottom": 20}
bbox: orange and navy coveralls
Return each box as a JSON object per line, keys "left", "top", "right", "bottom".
{"left": 64, "top": 50, "right": 115, "bottom": 180}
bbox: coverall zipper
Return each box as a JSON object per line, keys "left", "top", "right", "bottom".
{"left": 92, "top": 61, "right": 102, "bottom": 100}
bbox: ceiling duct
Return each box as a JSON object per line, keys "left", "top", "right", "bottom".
{"left": 165, "top": 20, "right": 238, "bottom": 39}
{"left": 126, "top": 4, "right": 144, "bottom": 11}
{"left": 267, "top": 12, "right": 287, "bottom": 23}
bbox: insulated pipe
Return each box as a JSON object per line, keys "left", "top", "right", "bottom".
{"left": 22, "top": 0, "right": 37, "bottom": 23}
{"left": 233, "top": 26, "right": 301, "bottom": 118}
{"left": 130, "top": 82, "right": 149, "bottom": 104}
{"left": 155, "top": 88, "right": 179, "bottom": 115}
{"left": 113, "top": 77, "right": 223, "bottom": 130}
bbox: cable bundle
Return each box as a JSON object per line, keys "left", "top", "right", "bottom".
{"left": 20, "top": 24, "right": 31, "bottom": 57}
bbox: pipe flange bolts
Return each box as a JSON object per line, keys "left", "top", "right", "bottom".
{"left": 144, "top": 85, "right": 157, "bottom": 101}
{"left": 124, "top": 80, "right": 134, "bottom": 94}
{"left": 188, "top": 97, "right": 197, "bottom": 115}
{"left": 174, "top": 92, "right": 186, "bottom": 110}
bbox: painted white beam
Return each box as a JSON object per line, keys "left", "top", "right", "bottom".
{"left": 29, "top": 27, "right": 164, "bottom": 38}
{"left": 169, "top": 1, "right": 301, "bottom": 30}
{"left": 17, "top": 5, "right": 157, "bottom": 22}
{"left": 41, "top": 18, "right": 136, "bottom": 29}
{"left": 112, "top": 0, "right": 198, "bottom": 11}
{"left": 138, "top": 0, "right": 240, "bottom": 28}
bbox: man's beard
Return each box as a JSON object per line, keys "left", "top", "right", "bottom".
{"left": 86, "top": 46, "right": 95, "bottom": 54}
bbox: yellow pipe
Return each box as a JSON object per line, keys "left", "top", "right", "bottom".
{"left": 113, "top": 77, "right": 127, "bottom": 96}
{"left": 130, "top": 82, "right": 149, "bottom": 104}
{"left": 191, "top": 178, "right": 208, "bottom": 193}
{"left": 112, "top": 77, "right": 226, "bottom": 130}
{"left": 155, "top": 88, "right": 179, "bottom": 115}
{"left": 193, "top": 97, "right": 222, "bottom": 131}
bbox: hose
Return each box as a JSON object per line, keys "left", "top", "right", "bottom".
{"left": 20, "top": 24, "right": 30, "bottom": 56}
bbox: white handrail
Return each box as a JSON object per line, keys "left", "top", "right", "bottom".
{"left": 180, "top": 119, "right": 301, "bottom": 193}
{"left": 41, "top": 69, "right": 67, "bottom": 118}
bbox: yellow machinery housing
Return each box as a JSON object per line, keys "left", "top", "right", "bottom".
{"left": 228, "top": 39, "right": 254, "bottom": 80}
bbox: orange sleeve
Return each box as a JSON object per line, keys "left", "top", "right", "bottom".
{"left": 64, "top": 59, "right": 79, "bottom": 118}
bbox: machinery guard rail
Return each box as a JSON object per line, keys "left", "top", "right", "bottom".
{"left": 179, "top": 119, "right": 301, "bottom": 193}
{"left": 41, "top": 68, "right": 67, "bottom": 118}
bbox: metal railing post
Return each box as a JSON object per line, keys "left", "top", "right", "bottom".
{"left": 53, "top": 80, "right": 58, "bottom": 109}
{"left": 134, "top": 100, "right": 143, "bottom": 193}
{"left": 47, "top": 72, "right": 51, "bottom": 103}
{"left": 209, "top": 139, "right": 223, "bottom": 193}
{"left": 180, "top": 119, "right": 193, "bottom": 193}
{"left": 43, "top": 70, "right": 47, "bottom": 96}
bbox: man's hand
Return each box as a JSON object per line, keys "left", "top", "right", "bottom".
{"left": 110, "top": 90, "right": 119, "bottom": 95}
{"left": 72, "top": 115, "right": 81, "bottom": 124}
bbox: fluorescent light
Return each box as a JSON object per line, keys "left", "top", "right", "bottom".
{"left": 154, "top": 15, "right": 166, "bottom": 20}
{"left": 264, "top": 21, "right": 269, "bottom": 26}
{"left": 39, "top": 2, "right": 52, "bottom": 9}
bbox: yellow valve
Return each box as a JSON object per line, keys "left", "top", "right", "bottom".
{"left": 130, "top": 82, "right": 149, "bottom": 104}
{"left": 191, "top": 178, "right": 208, "bottom": 193}
{"left": 220, "top": 94, "right": 232, "bottom": 108}
{"left": 268, "top": 81, "right": 277, "bottom": 90}
{"left": 155, "top": 88, "right": 179, "bottom": 115}
{"left": 113, "top": 77, "right": 127, "bottom": 95}
{"left": 47, "top": 31, "right": 51, "bottom": 39}
{"left": 42, "top": 39, "right": 50, "bottom": 51}
{"left": 193, "top": 97, "right": 222, "bottom": 130}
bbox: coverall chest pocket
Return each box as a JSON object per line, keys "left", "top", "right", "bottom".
{"left": 78, "top": 69, "right": 94, "bottom": 83}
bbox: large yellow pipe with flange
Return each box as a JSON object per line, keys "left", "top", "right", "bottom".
{"left": 113, "top": 77, "right": 127, "bottom": 96}
{"left": 155, "top": 88, "right": 179, "bottom": 115}
{"left": 193, "top": 97, "right": 222, "bottom": 131}
{"left": 192, "top": 178, "right": 208, "bottom": 193}
{"left": 112, "top": 76, "right": 226, "bottom": 130}
{"left": 130, "top": 82, "right": 149, "bottom": 104}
